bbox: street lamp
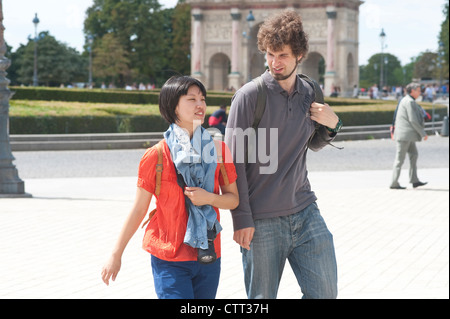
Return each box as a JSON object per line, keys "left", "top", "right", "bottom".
{"left": 438, "top": 41, "right": 444, "bottom": 89}
{"left": 379, "top": 28, "right": 386, "bottom": 90}
{"left": 0, "top": 0, "right": 30, "bottom": 197}
{"left": 88, "top": 34, "right": 93, "bottom": 88}
{"left": 32, "top": 13, "right": 39, "bottom": 87}
{"left": 246, "top": 10, "right": 255, "bottom": 29}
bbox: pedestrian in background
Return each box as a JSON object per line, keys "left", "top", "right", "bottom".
{"left": 390, "top": 82, "right": 428, "bottom": 190}
{"left": 208, "top": 104, "right": 228, "bottom": 135}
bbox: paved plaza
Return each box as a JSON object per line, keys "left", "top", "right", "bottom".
{"left": 0, "top": 136, "right": 448, "bottom": 299}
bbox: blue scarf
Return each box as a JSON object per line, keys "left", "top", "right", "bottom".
{"left": 164, "top": 124, "right": 222, "bottom": 250}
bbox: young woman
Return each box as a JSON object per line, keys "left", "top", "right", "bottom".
{"left": 101, "top": 76, "right": 239, "bottom": 299}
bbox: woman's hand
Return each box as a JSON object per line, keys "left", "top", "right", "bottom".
{"left": 184, "top": 187, "right": 213, "bottom": 206}
{"left": 101, "top": 255, "right": 121, "bottom": 286}
{"left": 185, "top": 182, "right": 239, "bottom": 210}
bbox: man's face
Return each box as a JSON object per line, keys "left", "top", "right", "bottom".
{"left": 410, "top": 87, "right": 422, "bottom": 99}
{"left": 266, "top": 45, "right": 301, "bottom": 81}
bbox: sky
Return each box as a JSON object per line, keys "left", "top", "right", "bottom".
{"left": 2, "top": 0, "right": 447, "bottom": 66}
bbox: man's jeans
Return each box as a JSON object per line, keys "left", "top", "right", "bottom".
{"left": 241, "top": 202, "right": 338, "bottom": 299}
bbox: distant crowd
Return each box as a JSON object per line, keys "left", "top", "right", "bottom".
{"left": 58, "top": 82, "right": 158, "bottom": 90}
{"left": 361, "top": 83, "right": 449, "bottom": 101}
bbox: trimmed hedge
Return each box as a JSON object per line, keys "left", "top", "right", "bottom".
{"left": 10, "top": 86, "right": 233, "bottom": 107}
{"left": 10, "top": 86, "right": 381, "bottom": 107}
{"left": 11, "top": 106, "right": 447, "bottom": 135}
{"left": 9, "top": 115, "right": 170, "bottom": 134}
{"left": 8, "top": 87, "right": 447, "bottom": 134}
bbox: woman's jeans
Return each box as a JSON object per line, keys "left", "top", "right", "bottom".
{"left": 151, "top": 256, "right": 221, "bottom": 299}
{"left": 241, "top": 202, "right": 338, "bottom": 299}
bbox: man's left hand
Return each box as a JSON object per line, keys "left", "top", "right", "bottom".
{"left": 310, "top": 102, "right": 339, "bottom": 130}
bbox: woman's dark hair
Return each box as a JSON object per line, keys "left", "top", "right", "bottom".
{"left": 159, "top": 76, "right": 207, "bottom": 124}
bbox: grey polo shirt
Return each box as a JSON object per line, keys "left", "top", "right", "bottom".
{"left": 224, "top": 70, "right": 335, "bottom": 231}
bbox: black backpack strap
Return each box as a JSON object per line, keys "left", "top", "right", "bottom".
{"left": 252, "top": 76, "right": 267, "bottom": 130}
{"left": 299, "top": 73, "right": 324, "bottom": 104}
{"left": 299, "top": 74, "right": 343, "bottom": 150}
{"left": 244, "top": 76, "right": 267, "bottom": 165}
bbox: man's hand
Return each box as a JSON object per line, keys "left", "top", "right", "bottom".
{"left": 233, "top": 227, "right": 255, "bottom": 250}
{"left": 310, "top": 102, "right": 339, "bottom": 130}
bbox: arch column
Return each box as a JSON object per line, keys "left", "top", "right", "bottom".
{"left": 228, "top": 8, "right": 242, "bottom": 91}
{"left": 324, "top": 6, "right": 338, "bottom": 97}
{"left": 191, "top": 9, "right": 204, "bottom": 83}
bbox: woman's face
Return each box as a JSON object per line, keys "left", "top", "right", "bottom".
{"left": 175, "top": 85, "right": 207, "bottom": 134}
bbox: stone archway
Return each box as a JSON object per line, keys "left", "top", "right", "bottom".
{"left": 188, "top": 0, "right": 361, "bottom": 94}
{"left": 300, "top": 52, "right": 326, "bottom": 84}
{"left": 209, "top": 53, "right": 231, "bottom": 91}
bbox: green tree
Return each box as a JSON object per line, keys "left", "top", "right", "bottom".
{"left": 359, "top": 53, "right": 403, "bottom": 88}
{"left": 413, "top": 51, "right": 440, "bottom": 80}
{"left": 84, "top": 0, "right": 172, "bottom": 86}
{"left": 92, "top": 33, "right": 130, "bottom": 84}
{"left": 12, "top": 31, "right": 87, "bottom": 86}
{"left": 169, "top": 1, "right": 191, "bottom": 76}
{"left": 438, "top": 2, "right": 449, "bottom": 80}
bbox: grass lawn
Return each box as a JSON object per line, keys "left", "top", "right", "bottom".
{"left": 9, "top": 99, "right": 402, "bottom": 117}
{"left": 9, "top": 100, "right": 160, "bottom": 117}
{"left": 9, "top": 98, "right": 440, "bottom": 121}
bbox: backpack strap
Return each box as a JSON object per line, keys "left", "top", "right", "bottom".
{"left": 299, "top": 74, "right": 343, "bottom": 150}
{"left": 141, "top": 142, "right": 163, "bottom": 229}
{"left": 299, "top": 73, "right": 324, "bottom": 104}
{"left": 244, "top": 76, "right": 267, "bottom": 165}
{"left": 252, "top": 76, "right": 267, "bottom": 131}
{"left": 217, "top": 153, "right": 230, "bottom": 186}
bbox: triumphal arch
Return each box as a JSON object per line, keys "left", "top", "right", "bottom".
{"left": 186, "top": 0, "right": 361, "bottom": 97}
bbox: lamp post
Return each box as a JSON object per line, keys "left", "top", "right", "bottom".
{"left": 0, "top": 0, "right": 30, "bottom": 197}
{"left": 438, "top": 41, "right": 444, "bottom": 89}
{"left": 88, "top": 34, "right": 93, "bottom": 88}
{"left": 246, "top": 10, "right": 255, "bottom": 29}
{"left": 379, "top": 28, "right": 386, "bottom": 90}
{"left": 32, "top": 13, "right": 39, "bottom": 87}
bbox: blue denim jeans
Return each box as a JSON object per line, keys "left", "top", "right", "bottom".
{"left": 242, "top": 202, "right": 338, "bottom": 299}
{"left": 151, "top": 256, "right": 221, "bottom": 299}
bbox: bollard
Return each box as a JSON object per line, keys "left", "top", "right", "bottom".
{"left": 441, "top": 116, "right": 449, "bottom": 137}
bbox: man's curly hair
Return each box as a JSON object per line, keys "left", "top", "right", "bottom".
{"left": 257, "top": 10, "right": 309, "bottom": 63}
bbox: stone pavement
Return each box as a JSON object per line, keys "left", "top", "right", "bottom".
{"left": 0, "top": 166, "right": 448, "bottom": 299}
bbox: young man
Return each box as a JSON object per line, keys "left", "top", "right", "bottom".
{"left": 225, "top": 10, "right": 340, "bottom": 299}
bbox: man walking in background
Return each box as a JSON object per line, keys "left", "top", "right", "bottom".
{"left": 390, "top": 82, "right": 428, "bottom": 190}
